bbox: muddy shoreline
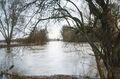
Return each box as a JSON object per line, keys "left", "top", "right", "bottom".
{"left": 8, "top": 74, "right": 98, "bottom": 79}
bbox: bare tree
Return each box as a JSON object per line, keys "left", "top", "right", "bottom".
{"left": 0, "top": 0, "right": 27, "bottom": 48}
{"left": 59, "top": 0, "right": 120, "bottom": 78}
{"left": 85, "top": 0, "right": 120, "bottom": 78}
{"left": 35, "top": 0, "right": 120, "bottom": 78}
{"left": 0, "top": 0, "right": 57, "bottom": 49}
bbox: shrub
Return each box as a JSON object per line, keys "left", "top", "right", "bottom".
{"left": 24, "top": 28, "right": 48, "bottom": 45}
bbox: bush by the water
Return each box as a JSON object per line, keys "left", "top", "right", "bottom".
{"left": 24, "top": 28, "right": 48, "bottom": 45}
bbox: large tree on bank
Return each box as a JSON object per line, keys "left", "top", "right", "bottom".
{"left": 63, "top": 0, "right": 120, "bottom": 78}
{"left": 38, "top": 0, "right": 120, "bottom": 78}
{"left": 85, "top": 0, "right": 120, "bottom": 79}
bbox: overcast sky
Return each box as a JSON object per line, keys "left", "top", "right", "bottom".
{"left": 47, "top": 0, "right": 85, "bottom": 39}
{"left": 1, "top": 0, "right": 119, "bottom": 40}
{"left": 0, "top": 0, "right": 85, "bottom": 40}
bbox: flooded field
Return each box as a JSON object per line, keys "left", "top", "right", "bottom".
{"left": 0, "top": 41, "right": 97, "bottom": 77}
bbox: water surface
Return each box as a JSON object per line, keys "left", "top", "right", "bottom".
{"left": 0, "top": 41, "right": 97, "bottom": 77}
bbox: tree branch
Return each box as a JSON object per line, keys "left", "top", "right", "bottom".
{"left": 0, "top": 18, "right": 7, "bottom": 38}
{"left": 66, "top": 0, "right": 84, "bottom": 24}
{"left": 1, "top": 0, "right": 10, "bottom": 37}
{"left": 85, "top": 0, "right": 101, "bottom": 17}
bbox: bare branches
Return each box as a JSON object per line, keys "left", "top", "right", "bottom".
{"left": 66, "top": 0, "right": 84, "bottom": 23}
{"left": 86, "top": 0, "right": 101, "bottom": 17}
{"left": 95, "top": 0, "right": 106, "bottom": 9}
{"left": 21, "top": 0, "right": 38, "bottom": 12}
{"left": 0, "top": 18, "right": 7, "bottom": 38}
{"left": 1, "top": 0, "right": 10, "bottom": 37}
{"left": 0, "top": 0, "right": 28, "bottom": 45}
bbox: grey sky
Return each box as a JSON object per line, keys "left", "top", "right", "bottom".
{"left": 0, "top": 0, "right": 85, "bottom": 40}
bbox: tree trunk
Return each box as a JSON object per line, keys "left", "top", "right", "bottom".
{"left": 6, "top": 38, "right": 11, "bottom": 52}
{"left": 107, "top": 68, "right": 120, "bottom": 79}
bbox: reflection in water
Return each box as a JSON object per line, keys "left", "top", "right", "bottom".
{"left": 0, "top": 48, "right": 14, "bottom": 79}
{"left": 0, "top": 41, "right": 97, "bottom": 77}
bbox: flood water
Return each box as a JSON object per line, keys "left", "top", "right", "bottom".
{"left": 0, "top": 41, "right": 97, "bottom": 77}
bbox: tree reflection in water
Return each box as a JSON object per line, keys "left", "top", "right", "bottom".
{"left": 0, "top": 48, "right": 14, "bottom": 79}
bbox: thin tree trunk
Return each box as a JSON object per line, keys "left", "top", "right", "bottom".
{"left": 6, "top": 38, "right": 11, "bottom": 52}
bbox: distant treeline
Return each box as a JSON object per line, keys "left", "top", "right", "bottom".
{"left": 61, "top": 25, "right": 97, "bottom": 42}
{"left": 0, "top": 28, "right": 48, "bottom": 46}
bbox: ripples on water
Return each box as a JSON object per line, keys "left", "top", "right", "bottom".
{"left": 0, "top": 41, "right": 98, "bottom": 77}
